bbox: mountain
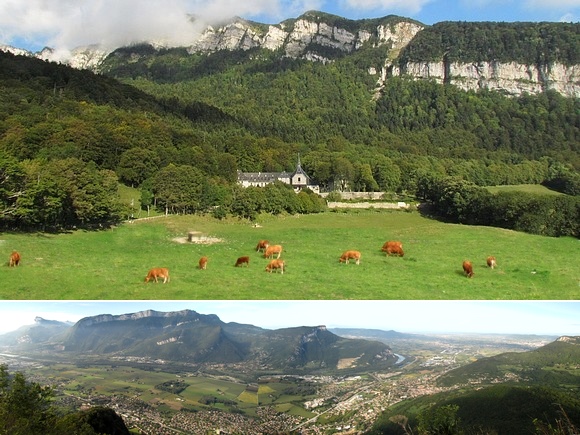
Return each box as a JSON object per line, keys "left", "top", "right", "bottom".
{"left": 0, "top": 317, "right": 73, "bottom": 347}
{"left": 367, "top": 336, "right": 580, "bottom": 435}
{"left": 436, "top": 335, "right": 580, "bottom": 387}
{"left": 330, "top": 328, "right": 426, "bottom": 341}
{"left": 4, "top": 12, "right": 579, "bottom": 97}
{"left": 6, "top": 310, "right": 397, "bottom": 372}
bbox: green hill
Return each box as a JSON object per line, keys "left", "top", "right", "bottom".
{"left": 368, "top": 384, "right": 580, "bottom": 435}
{"left": 367, "top": 337, "right": 580, "bottom": 434}
{"left": 437, "top": 336, "right": 580, "bottom": 387}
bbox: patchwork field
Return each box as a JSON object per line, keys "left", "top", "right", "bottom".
{"left": 1, "top": 210, "right": 578, "bottom": 300}
{"left": 28, "top": 362, "right": 317, "bottom": 418}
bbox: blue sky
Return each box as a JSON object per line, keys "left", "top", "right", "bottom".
{"left": 0, "top": 300, "right": 579, "bottom": 336}
{"left": 1, "top": 0, "right": 578, "bottom": 54}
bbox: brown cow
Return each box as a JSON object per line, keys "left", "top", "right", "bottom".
{"left": 264, "top": 245, "right": 283, "bottom": 259}
{"left": 145, "top": 267, "right": 170, "bottom": 283}
{"left": 235, "top": 256, "right": 250, "bottom": 267}
{"left": 8, "top": 251, "right": 20, "bottom": 267}
{"left": 339, "top": 250, "right": 361, "bottom": 265}
{"left": 382, "top": 241, "right": 404, "bottom": 257}
{"left": 462, "top": 260, "right": 474, "bottom": 278}
{"left": 256, "top": 240, "right": 269, "bottom": 252}
{"left": 487, "top": 256, "right": 497, "bottom": 269}
{"left": 265, "top": 259, "right": 285, "bottom": 274}
{"left": 199, "top": 256, "right": 208, "bottom": 270}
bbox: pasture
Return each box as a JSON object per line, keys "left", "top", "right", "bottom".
{"left": 1, "top": 210, "right": 578, "bottom": 300}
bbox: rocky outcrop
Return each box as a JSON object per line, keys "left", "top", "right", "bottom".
{"left": 189, "top": 15, "right": 423, "bottom": 63}
{"left": 385, "top": 59, "right": 580, "bottom": 97}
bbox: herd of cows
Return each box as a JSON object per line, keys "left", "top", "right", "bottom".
{"left": 6, "top": 241, "right": 497, "bottom": 283}
{"left": 140, "top": 239, "right": 496, "bottom": 284}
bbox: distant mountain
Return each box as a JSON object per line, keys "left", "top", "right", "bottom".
{"left": 12, "top": 310, "right": 396, "bottom": 372}
{"left": 0, "top": 317, "right": 73, "bottom": 347}
{"left": 330, "top": 328, "right": 426, "bottom": 341}
{"left": 437, "top": 335, "right": 580, "bottom": 387}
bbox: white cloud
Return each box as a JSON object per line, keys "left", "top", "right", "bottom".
{"left": 338, "top": 0, "right": 434, "bottom": 15}
{"left": 0, "top": 0, "right": 304, "bottom": 52}
{"left": 560, "top": 12, "right": 579, "bottom": 21}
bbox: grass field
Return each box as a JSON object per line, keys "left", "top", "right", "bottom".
{"left": 1, "top": 210, "right": 578, "bottom": 300}
{"left": 485, "top": 184, "right": 564, "bottom": 195}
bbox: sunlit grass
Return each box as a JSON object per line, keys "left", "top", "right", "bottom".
{"left": 1, "top": 210, "right": 578, "bottom": 300}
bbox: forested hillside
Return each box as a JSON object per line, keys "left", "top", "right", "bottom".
{"left": 367, "top": 337, "right": 580, "bottom": 434}
{"left": 399, "top": 21, "right": 580, "bottom": 65}
{"left": 1, "top": 16, "right": 579, "bottom": 234}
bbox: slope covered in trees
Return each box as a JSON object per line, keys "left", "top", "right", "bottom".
{"left": 399, "top": 21, "right": 580, "bottom": 65}
{"left": 1, "top": 19, "right": 579, "bottom": 233}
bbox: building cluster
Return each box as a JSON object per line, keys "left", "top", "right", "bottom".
{"left": 237, "top": 157, "right": 320, "bottom": 194}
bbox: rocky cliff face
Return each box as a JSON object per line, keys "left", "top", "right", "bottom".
{"left": 188, "top": 15, "right": 423, "bottom": 63}
{"left": 4, "top": 12, "right": 578, "bottom": 98}
{"left": 386, "top": 59, "right": 579, "bottom": 97}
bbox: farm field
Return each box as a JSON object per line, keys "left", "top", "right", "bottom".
{"left": 1, "top": 210, "right": 578, "bottom": 300}
{"left": 27, "top": 362, "right": 317, "bottom": 418}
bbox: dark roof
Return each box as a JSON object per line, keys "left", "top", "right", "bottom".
{"left": 237, "top": 171, "right": 292, "bottom": 182}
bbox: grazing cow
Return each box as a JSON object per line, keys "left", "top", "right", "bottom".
{"left": 265, "top": 259, "right": 285, "bottom": 274}
{"left": 145, "top": 267, "right": 170, "bottom": 283}
{"left": 8, "top": 251, "right": 20, "bottom": 267}
{"left": 256, "top": 240, "right": 269, "bottom": 252}
{"left": 462, "top": 260, "right": 474, "bottom": 278}
{"left": 487, "top": 256, "right": 497, "bottom": 269}
{"left": 199, "top": 256, "right": 208, "bottom": 270}
{"left": 382, "top": 241, "right": 404, "bottom": 257}
{"left": 264, "top": 245, "right": 283, "bottom": 259}
{"left": 339, "top": 250, "right": 361, "bottom": 265}
{"left": 235, "top": 256, "right": 250, "bottom": 267}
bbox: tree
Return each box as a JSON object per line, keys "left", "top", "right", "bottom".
{"left": 0, "top": 364, "right": 55, "bottom": 435}
{"left": 55, "top": 407, "right": 130, "bottom": 435}
{"left": 152, "top": 164, "right": 203, "bottom": 214}
{"left": 417, "top": 404, "right": 463, "bottom": 435}
{"left": 0, "top": 152, "right": 25, "bottom": 225}
{"left": 116, "top": 147, "right": 161, "bottom": 187}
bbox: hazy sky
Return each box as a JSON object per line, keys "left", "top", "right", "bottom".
{"left": 1, "top": 0, "right": 578, "bottom": 54}
{"left": 0, "top": 300, "right": 578, "bottom": 336}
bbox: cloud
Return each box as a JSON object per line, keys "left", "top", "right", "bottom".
{"left": 337, "top": 0, "right": 434, "bottom": 15}
{"left": 560, "top": 12, "right": 579, "bottom": 21}
{"left": 0, "top": 0, "right": 306, "bottom": 52}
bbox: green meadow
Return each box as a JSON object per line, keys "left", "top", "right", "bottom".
{"left": 1, "top": 210, "right": 578, "bottom": 300}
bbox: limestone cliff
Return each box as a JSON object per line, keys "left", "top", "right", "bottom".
{"left": 384, "top": 59, "right": 579, "bottom": 98}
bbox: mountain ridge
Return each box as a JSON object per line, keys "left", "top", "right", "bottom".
{"left": 3, "top": 11, "right": 577, "bottom": 97}
{"left": 0, "top": 310, "right": 397, "bottom": 372}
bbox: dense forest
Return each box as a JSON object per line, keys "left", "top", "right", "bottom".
{"left": 399, "top": 21, "right": 580, "bottom": 65}
{"left": 367, "top": 385, "right": 580, "bottom": 435}
{"left": 1, "top": 19, "right": 579, "bottom": 234}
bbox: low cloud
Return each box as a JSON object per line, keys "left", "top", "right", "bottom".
{"left": 0, "top": 0, "right": 316, "bottom": 52}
